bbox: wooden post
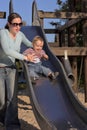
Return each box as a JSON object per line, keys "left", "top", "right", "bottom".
{"left": 68, "top": 0, "right": 78, "bottom": 92}
{"left": 68, "top": 26, "right": 77, "bottom": 92}
{"left": 82, "top": 20, "right": 87, "bottom": 102}
{"left": 40, "top": 18, "right": 44, "bottom": 28}
{"left": 60, "top": 31, "right": 65, "bottom": 47}
{"left": 82, "top": 0, "right": 87, "bottom": 102}
{"left": 59, "top": 32, "right": 62, "bottom": 47}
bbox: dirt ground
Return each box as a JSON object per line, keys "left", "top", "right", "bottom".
{"left": 0, "top": 87, "right": 41, "bottom": 130}
{"left": 75, "top": 89, "right": 87, "bottom": 108}
{"left": 0, "top": 86, "right": 87, "bottom": 130}
{"left": 18, "top": 88, "right": 41, "bottom": 130}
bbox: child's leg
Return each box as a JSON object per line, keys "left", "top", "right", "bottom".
{"left": 29, "top": 69, "right": 39, "bottom": 78}
{"left": 28, "top": 64, "right": 39, "bottom": 78}
{"left": 40, "top": 65, "right": 52, "bottom": 77}
{"left": 41, "top": 65, "right": 59, "bottom": 80}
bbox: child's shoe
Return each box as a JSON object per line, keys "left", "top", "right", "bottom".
{"left": 48, "top": 72, "right": 59, "bottom": 80}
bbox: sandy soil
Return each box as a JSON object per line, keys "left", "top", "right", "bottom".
{"left": 75, "top": 89, "right": 87, "bottom": 108}
{"left": 18, "top": 89, "right": 41, "bottom": 130}
{"left": 0, "top": 88, "right": 41, "bottom": 130}
{"left": 0, "top": 87, "right": 87, "bottom": 130}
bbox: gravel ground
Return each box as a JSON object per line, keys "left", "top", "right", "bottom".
{"left": 0, "top": 87, "right": 87, "bottom": 130}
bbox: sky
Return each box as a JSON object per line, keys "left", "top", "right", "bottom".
{"left": 0, "top": 0, "right": 60, "bottom": 28}
{"left": 0, "top": 0, "right": 65, "bottom": 41}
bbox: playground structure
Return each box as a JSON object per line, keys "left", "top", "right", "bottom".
{"left": 0, "top": 0, "right": 87, "bottom": 130}
{"left": 21, "top": 1, "right": 87, "bottom": 130}
{"left": 21, "top": 24, "right": 87, "bottom": 130}
{"left": 32, "top": 0, "right": 87, "bottom": 102}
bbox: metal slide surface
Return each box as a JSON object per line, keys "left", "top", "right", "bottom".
{"left": 21, "top": 26, "right": 87, "bottom": 130}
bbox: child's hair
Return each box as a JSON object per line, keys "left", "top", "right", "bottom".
{"left": 32, "top": 36, "right": 44, "bottom": 45}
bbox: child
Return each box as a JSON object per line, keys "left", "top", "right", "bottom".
{"left": 23, "top": 36, "right": 59, "bottom": 83}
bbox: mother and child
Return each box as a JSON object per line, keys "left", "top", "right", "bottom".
{"left": 0, "top": 12, "right": 59, "bottom": 130}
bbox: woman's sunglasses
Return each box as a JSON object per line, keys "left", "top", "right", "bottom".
{"left": 10, "top": 22, "right": 23, "bottom": 27}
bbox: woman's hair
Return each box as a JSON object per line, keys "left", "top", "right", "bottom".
{"left": 32, "top": 36, "right": 44, "bottom": 44}
{"left": 5, "top": 12, "right": 22, "bottom": 29}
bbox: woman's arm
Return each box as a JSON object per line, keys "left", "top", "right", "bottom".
{"left": 0, "top": 29, "right": 33, "bottom": 62}
{"left": 21, "top": 32, "right": 33, "bottom": 47}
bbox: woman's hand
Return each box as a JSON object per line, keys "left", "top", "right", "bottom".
{"left": 26, "top": 53, "right": 36, "bottom": 62}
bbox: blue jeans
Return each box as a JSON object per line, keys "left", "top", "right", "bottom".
{"left": 28, "top": 62, "right": 52, "bottom": 78}
{"left": 0, "top": 67, "right": 20, "bottom": 129}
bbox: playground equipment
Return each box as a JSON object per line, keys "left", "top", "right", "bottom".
{"left": 21, "top": 1, "right": 87, "bottom": 129}
{"left": 1, "top": 0, "right": 87, "bottom": 129}
{"left": 21, "top": 25, "right": 87, "bottom": 130}
{"left": 32, "top": 0, "right": 87, "bottom": 100}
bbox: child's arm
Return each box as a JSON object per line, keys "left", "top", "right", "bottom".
{"left": 41, "top": 50, "right": 49, "bottom": 60}
{"left": 42, "top": 53, "right": 49, "bottom": 59}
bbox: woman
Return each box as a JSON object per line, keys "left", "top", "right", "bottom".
{"left": 0, "top": 12, "right": 35, "bottom": 130}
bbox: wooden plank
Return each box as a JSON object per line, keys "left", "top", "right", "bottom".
{"left": 0, "top": 12, "right": 6, "bottom": 18}
{"left": 38, "top": 10, "right": 87, "bottom": 19}
{"left": 44, "top": 29, "right": 59, "bottom": 33}
{"left": 48, "top": 42, "right": 59, "bottom": 47}
{"left": 49, "top": 47, "right": 87, "bottom": 56}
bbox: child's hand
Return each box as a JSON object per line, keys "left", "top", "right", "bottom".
{"left": 42, "top": 54, "right": 49, "bottom": 60}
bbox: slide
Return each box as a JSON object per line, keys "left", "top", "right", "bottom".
{"left": 21, "top": 26, "right": 87, "bottom": 130}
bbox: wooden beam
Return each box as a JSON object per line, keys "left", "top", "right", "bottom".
{"left": 44, "top": 19, "right": 82, "bottom": 33}
{"left": 44, "top": 29, "right": 59, "bottom": 34}
{"left": 38, "top": 10, "right": 87, "bottom": 19}
{"left": 59, "top": 19, "right": 82, "bottom": 32}
{"left": 49, "top": 47, "right": 87, "bottom": 56}
{"left": 48, "top": 42, "right": 59, "bottom": 47}
{"left": 0, "top": 12, "right": 6, "bottom": 18}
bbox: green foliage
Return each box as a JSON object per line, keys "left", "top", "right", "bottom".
{"left": 75, "top": 4, "right": 82, "bottom": 12}
{"left": 56, "top": 0, "right": 69, "bottom": 11}
{"left": 56, "top": 0, "right": 82, "bottom": 12}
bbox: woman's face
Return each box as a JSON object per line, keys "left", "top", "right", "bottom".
{"left": 8, "top": 17, "right": 22, "bottom": 35}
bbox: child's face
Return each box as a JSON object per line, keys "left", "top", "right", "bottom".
{"left": 33, "top": 40, "right": 44, "bottom": 52}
